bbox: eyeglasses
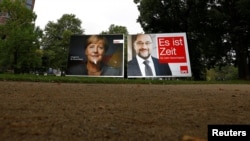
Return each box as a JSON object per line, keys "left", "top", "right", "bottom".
{"left": 135, "top": 41, "right": 152, "bottom": 46}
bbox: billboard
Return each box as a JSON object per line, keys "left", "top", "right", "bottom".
{"left": 66, "top": 34, "right": 124, "bottom": 77}
{"left": 127, "top": 33, "right": 191, "bottom": 78}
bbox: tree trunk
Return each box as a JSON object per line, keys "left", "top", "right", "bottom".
{"left": 236, "top": 45, "right": 249, "bottom": 80}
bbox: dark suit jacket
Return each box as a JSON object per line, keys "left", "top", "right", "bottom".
{"left": 127, "top": 57, "right": 172, "bottom": 76}
{"left": 67, "top": 62, "right": 121, "bottom": 76}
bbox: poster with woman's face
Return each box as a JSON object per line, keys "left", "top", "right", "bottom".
{"left": 66, "top": 34, "right": 124, "bottom": 77}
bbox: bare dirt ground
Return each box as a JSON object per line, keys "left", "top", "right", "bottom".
{"left": 0, "top": 81, "right": 250, "bottom": 141}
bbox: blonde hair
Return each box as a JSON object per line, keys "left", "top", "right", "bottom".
{"left": 86, "top": 35, "right": 108, "bottom": 52}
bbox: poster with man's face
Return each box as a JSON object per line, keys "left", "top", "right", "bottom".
{"left": 127, "top": 33, "right": 192, "bottom": 78}
{"left": 66, "top": 34, "right": 124, "bottom": 77}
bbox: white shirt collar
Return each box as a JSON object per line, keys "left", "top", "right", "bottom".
{"left": 136, "top": 55, "right": 156, "bottom": 76}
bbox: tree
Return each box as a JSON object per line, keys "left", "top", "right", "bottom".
{"left": 207, "top": 0, "right": 250, "bottom": 79}
{"left": 0, "top": 0, "right": 41, "bottom": 73}
{"left": 134, "top": 0, "right": 250, "bottom": 80}
{"left": 100, "top": 24, "right": 128, "bottom": 35}
{"left": 224, "top": 0, "right": 250, "bottom": 80}
{"left": 42, "top": 14, "right": 84, "bottom": 72}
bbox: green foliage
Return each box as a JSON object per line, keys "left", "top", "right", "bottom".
{"left": 0, "top": 73, "right": 249, "bottom": 84}
{"left": 42, "top": 14, "right": 84, "bottom": 71}
{"left": 206, "top": 65, "right": 238, "bottom": 81}
{"left": 0, "top": 0, "right": 41, "bottom": 73}
{"left": 101, "top": 24, "right": 129, "bottom": 35}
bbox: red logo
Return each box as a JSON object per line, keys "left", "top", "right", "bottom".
{"left": 180, "top": 66, "right": 188, "bottom": 74}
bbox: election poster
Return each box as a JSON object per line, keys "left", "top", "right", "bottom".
{"left": 127, "top": 33, "right": 191, "bottom": 78}
{"left": 66, "top": 34, "right": 124, "bottom": 77}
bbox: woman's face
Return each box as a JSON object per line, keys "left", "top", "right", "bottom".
{"left": 85, "top": 40, "right": 105, "bottom": 64}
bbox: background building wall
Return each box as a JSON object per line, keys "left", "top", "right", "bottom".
{"left": 0, "top": 0, "right": 36, "bottom": 24}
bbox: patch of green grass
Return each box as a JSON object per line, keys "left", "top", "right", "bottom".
{"left": 0, "top": 73, "right": 249, "bottom": 84}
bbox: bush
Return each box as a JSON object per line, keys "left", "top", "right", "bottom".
{"left": 206, "top": 65, "right": 238, "bottom": 81}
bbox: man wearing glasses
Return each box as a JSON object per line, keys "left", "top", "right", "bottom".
{"left": 127, "top": 34, "right": 172, "bottom": 77}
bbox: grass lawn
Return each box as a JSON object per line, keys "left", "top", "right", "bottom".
{"left": 0, "top": 73, "right": 249, "bottom": 84}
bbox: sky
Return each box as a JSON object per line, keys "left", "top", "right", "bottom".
{"left": 33, "top": 0, "right": 144, "bottom": 34}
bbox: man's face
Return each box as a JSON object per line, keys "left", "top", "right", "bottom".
{"left": 134, "top": 34, "right": 152, "bottom": 59}
{"left": 85, "top": 40, "right": 105, "bottom": 64}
